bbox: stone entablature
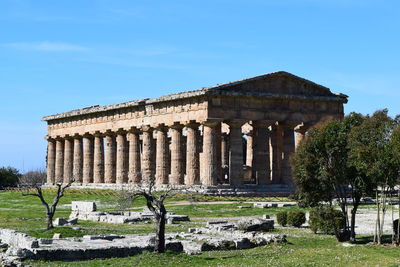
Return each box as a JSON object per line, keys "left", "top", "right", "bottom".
{"left": 42, "top": 71, "right": 348, "bottom": 188}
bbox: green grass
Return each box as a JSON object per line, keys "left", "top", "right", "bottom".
{"left": 28, "top": 231, "right": 400, "bottom": 267}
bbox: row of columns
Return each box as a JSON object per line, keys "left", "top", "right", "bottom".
{"left": 47, "top": 121, "right": 307, "bottom": 186}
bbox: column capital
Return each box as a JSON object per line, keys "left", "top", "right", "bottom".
{"left": 54, "top": 135, "right": 64, "bottom": 141}
{"left": 45, "top": 135, "right": 55, "bottom": 141}
{"left": 72, "top": 133, "right": 82, "bottom": 139}
{"left": 226, "top": 120, "right": 246, "bottom": 128}
{"left": 185, "top": 121, "right": 200, "bottom": 129}
{"left": 104, "top": 129, "right": 116, "bottom": 136}
{"left": 201, "top": 119, "right": 221, "bottom": 127}
{"left": 251, "top": 120, "right": 275, "bottom": 128}
{"left": 169, "top": 122, "right": 184, "bottom": 130}
{"left": 115, "top": 128, "right": 127, "bottom": 135}
{"left": 93, "top": 131, "right": 104, "bottom": 137}
{"left": 82, "top": 132, "right": 94, "bottom": 138}
{"left": 141, "top": 125, "right": 153, "bottom": 132}
{"left": 127, "top": 126, "right": 141, "bottom": 133}
{"left": 155, "top": 123, "right": 168, "bottom": 132}
{"left": 294, "top": 123, "right": 311, "bottom": 134}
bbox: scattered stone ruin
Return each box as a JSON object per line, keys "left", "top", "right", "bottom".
{"left": 69, "top": 201, "right": 189, "bottom": 224}
{"left": 43, "top": 71, "right": 347, "bottom": 193}
{"left": 0, "top": 215, "right": 283, "bottom": 262}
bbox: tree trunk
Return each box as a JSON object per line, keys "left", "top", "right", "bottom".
{"left": 47, "top": 212, "right": 54, "bottom": 230}
{"left": 154, "top": 210, "right": 166, "bottom": 253}
{"left": 350, "top": 207, "right": 357, "bottom": 242}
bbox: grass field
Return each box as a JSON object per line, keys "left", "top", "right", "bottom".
{"left": 1, "top": 189, "right": 399, "bottom": 267}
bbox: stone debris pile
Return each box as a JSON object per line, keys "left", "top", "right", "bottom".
{"left": 69, "top": 201, "right": 189, "bottom": 224}
{"left": 0, "top": 216, "right": 285, "bottom": 261}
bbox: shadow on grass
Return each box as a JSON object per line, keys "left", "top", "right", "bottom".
{"left": 354, "top": 234, "right": 393, "bottom": 245}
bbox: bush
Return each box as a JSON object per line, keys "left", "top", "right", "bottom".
{"left": 0, "top": 167, "right": 21, "bottom": 188}
{"left": 276, "top": 211, "right": 288, "bottom": 226}
{"left": 287, "top": 210, "right": 306, "bottom": 227}
{"left": 309, "top": 206, "right": 345, "bottom": 234}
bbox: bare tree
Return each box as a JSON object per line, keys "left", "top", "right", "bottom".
{"left": 23, "top": 182, "right": 73, "bottom": 230}
{"left": 19, "top": 168, "right": 47, "bottom": 185}
{"left": 121, "top": 180, "right": 175, "bottom": 253}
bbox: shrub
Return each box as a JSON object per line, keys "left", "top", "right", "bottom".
{"left": 287, "top": 210, "right": 306, "bottom": 227}
{"left": 309, "top": 206, "right": 345, "bottom": 234}
{"left": 0, "top": 167, "right": 21, "bottom": 188}
{"left": 276, "top": 211, "right": 288, "bottom": 226}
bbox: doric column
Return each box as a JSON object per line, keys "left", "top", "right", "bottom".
{"left": 252, "top": 121, "right": 272, "bottom": 185}
{"left": 72, "top": 135, "right": 83, "bottom": 183}
{"left": 215, "top": 123, "right": 222, "bottom": 184}
{"left": 294, "top": 123, "right": 309, "bottom": 151}
{"left": 169, "top": 123, "right": 184, "bottom": 185}
{"left": 155, "top": 125, "right": 169, "bottom": 185}
{"left": 127, "top": 129, "right": 141, "bottom": 184}
{"left": 185, "top": 122, "right": 200, "bottom": 185}
{"left": 82, "top": 134, "right": 94, "bottom": 184}
{"left": 245, "top": 130, "right": 254, "bottom": 167}
{"left": 55, "top": 138, "right": 64, "bottom": 183}
{"left": 116, "top": 130, "right": 127, "bottom": 184}
{"left": 228, "top": 121, "right": 245, "bottom": 186}
{"left": 282, "top": 123, "right": 296, "bottom": 185}
{"left": 200, "top": 121, "right": 219, "bottom": 186}
{"left": 141, "top": 126, "right": 154, "bottom": 184}
{"left": 63, "top": 137, "right": 73, "bottom": 183}
{"left": 221, "top": 133, "right": 229, "bottom": 167}
{"left": 46, "top": 138, "right": 55, "bottom": 185}
{"left": 93, "top": 133, "right": 105, "bottom": 183}
{"left": 271, "top": 124, "right": 283, "bottom": 183}
{"left": 104, "top": 133, "right": 116, "bottom": 183}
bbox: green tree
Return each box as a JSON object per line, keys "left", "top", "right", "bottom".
{"left": 292, "top": 112, "right": 364, "bottom": 242}
{"left": 348, "top": 109, "right": 400, "bottom": 244}
{"left": 0, "top": 166, "right": 21, "bottom": 188}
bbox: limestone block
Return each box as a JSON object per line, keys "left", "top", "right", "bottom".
{"left": 71, "top": 201, "right": 97, "bottom": 212}
{"left": 53, "top": 218, "right": 69, "bottom": 226}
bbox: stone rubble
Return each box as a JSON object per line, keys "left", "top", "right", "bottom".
{"left": 0, "top": 216, "right": 285, "bottom": 261}
{"left": 69, "top": 201, "right": 190, "bottom": 224}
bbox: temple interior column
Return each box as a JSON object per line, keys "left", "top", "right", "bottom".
{"left": 221, "top": 133, "right": 229, "bottom": 182}
{"left": 63, "top": 137, "right": 73, "bottom": 183}
{"left": 200, "top": 121, "right": 218, "bottom": 186}
{"left": 245, "top": 130, "right": 253, "bottom": 167}
{"left": 271, "top": 124, "right": 283, "bottom": 184}
{"left": 82, "top": 135, "right": 94, "bottom": 184}
{"left": 228, "top": 121, "right": 245, "bottom": 186}
{"left": 72, "top": 135, "right": 83, "bottom": 183}
{"left": 104, "top": 133, "right": 116, "bottom": 183}
{"left": 55, "top": 138, "right": 64, "bottom": 183}
{"left": 46, "top": 138, "right": 55, "bottom": 185}
{"left": 116, "top": 131, "right": 127, "bottom": 184}
{"left": 93, "top": 133, "right": 105, "bottom": 183}
{"left": 155, "top": 125, "right": 169, "bottom": 185}
{"left": 170, "top": 123, "right": 184, "bottom": 185}
{"left": 282, "top": 123, "right": 296, "bottom": 185}
{"left": 141, "top": 126, "right": 154, "bottom": 184}
{"left": 294, "top": 123, "right": 309, "bottom": 151}
{"left": 252, "top": 121, "right": 272, "bottom": 185}
{"left": 215, "top": 123, "right": 222, "bottom": 184}
{"left": 185, "top": 122, "right": 200, "bottom": 185}
{"left": 127, "top": 129, "right": 141, "bottom": 184}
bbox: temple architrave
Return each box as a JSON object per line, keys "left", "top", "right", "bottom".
{"left": 42, "top": 71, "right": 348, "bottom": 191}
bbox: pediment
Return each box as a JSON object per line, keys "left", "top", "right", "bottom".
{"left": 211, "top": 71, "right": 336, "bottom": 97}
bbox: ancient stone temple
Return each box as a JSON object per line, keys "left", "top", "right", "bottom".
{"left": 42, "top": 71, "right": 347, "bottom": 191}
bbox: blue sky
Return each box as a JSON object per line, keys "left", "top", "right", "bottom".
{"left": 0, "top": 0, "right": 399, "bottom": 172}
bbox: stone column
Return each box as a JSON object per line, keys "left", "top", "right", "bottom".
{"left": 245, "top": 130, "right": 254, "bottom": 167}
{"left": 185, "top": 122, "right": 200, "bottom": 185}
{"left": 93, "top": 133, "right": 105, "bottom": 183}
{"left": 104, "top": 133, "right": 116, "bottom": 183}
{"left": 228, "top": 121, "right": 245, "bottom": 186}
{"left": 170, "top": 123, "right": 184, "bottom": 185}
{"left": 127, "top": 129, "right": 141, "bottom": 184}
{"left": 215, "top": 123, "right": 222, "bottom": 184}
{"left": 200, "top": 121, "right": 219, "bottom": 186}
{"left": 63, "top": 137, "right": 73, "bottom": 183}
{"left": 282, "top": 123, "right": 296, "bottom": 185}
{"left": 141, "top": 126, "right": 154, "bottom": 184}
{"left": 271, "top": 124, "right": 283, "bottom": 184}
{"left": 155, "top": 125, "right": 169, "bottom": 185}
{"left": 295, "top": 124, "right": 309, "bottom": 151}
{"left": 72, "top": 135, "right": 83, "bottom": 183}
{"left": 252, "top": 121, "right": 272, "bottom": 185}
{"left": 116, "top": 131, "right": 127, "bottom": 184}
{"left": 221, "top": 133, "right": 229, "bottom": 167}
{"left": 82, "top": 135, "right": 94, "bottom": 184}
{"left": 46, "top": 138, "right": 55, "bottom": 185}
{"left": 55, "top": 138, "right": 64, "bottom": 183}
